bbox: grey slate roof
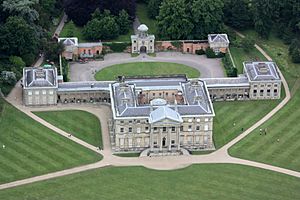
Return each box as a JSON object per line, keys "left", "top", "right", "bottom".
{"left": 149, "top": 106, "right": 183, "bottom": 123}
{"left": 202, "top": 76, "right": 250, "bottom": 88}
{"left": 111, "top": 78, "right": 214, "bottom": 119}
{"left": 208, "top": 34, "right": 229, "bottom": 44}
{"left": 58, "top": 81, "right": 112, "bottom": 92}
{"left": 78, "top": 42, "right": 102, "bottom": 48}
{"left": 244, "top": 61, "right": 281, "bottom": 82}
{"left": 23, "top": 67, "right": 57, "bottom": 88}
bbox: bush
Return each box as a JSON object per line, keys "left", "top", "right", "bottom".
{"left": 222, "top": 53, "right": 237, "bottom": 77}
{"left": 22, "top": 53, "right": 36, "bottom": 66}
{"left": 195, "top": 49, "right": 205, "bottom": 55}
{"left": 171, "top": 41, "right": 182, "bottom": 49}
{"left": 240, "top": 37, "right": 255, "bottom": 52}
{"left": 289, "top": 39, "right": 300, "bottom": 63}
{"left": 104, "top": 42, "right": 130, "bottom": 52}
{"left": 9, "top": 56, "right": 25, "bottom": 71}
{"left": 205, "top": 48, "right": 225, "bottom": 58}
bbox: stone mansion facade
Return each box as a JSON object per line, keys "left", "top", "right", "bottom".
{"left": 22, "top": 61, "right": 281, "bottom": 154}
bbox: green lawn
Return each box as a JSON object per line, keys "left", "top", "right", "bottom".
{"left": 240, "top": 30, "right": 300, "bottom": 89}
{"left": 137, "top": 3, "right": 157, "bottom": 36}
{"left": 230, "top": 47, "right": 267, "bottom": 74}
{"left": 229, "top": 93, "right": 300, "bottom": 172}
{"left": 60, "top": 21, "right": 87, "bottom": 42}
{"left": 1, "top": 164, "right": 299, "bottom": 200}
{"left": 213, "top": 100, "right": 281, "bottom": 149}
{"left": 110, "top": 29, "right": 134, "bottom": 42}
{"left": 229, "top": 30, "right": 300, "bottom": 172}
{"left": 0, "top": 98, "right": 101, "bottom": 184}
{"left": 33, "top": 110, "right": 102, "bottom": 147}
{"left": 94, "top": 62, "right": 200, "bottom": 81}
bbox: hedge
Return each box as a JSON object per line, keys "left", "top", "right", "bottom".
{"left": 195, "top": 49, "right": 205, "bottom": 55}
{"left": 62, "top": 58, "right": 69, "bottom": 82}
{"left": 222, "top": 53, "right": 237, "bottom": 77}
{"left": 103, "top": 42, "right": 130, "bottom": 53}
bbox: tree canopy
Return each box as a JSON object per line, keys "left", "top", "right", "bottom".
{"left": 0, "top": 16, "right": 38, "bottom": 61}
{"left": 157, "top": 0, "right": 194, "bottom": 40}
{"left": 157, "top": 0, "right": 224, "bottom": 40}
{"left": 223, "top": 0, "right": 252, "bottom": 30}
{"left": 63, "top": 0, "right": 136, "bottom": 26}
{"left": 147, "top": 0, "right": 162, "bottom": 19}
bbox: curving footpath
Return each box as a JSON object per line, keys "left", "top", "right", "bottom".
{"left": 0, "top": 37, "right": 298, "bottom": 191}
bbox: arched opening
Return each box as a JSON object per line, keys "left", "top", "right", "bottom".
{"left": 96, "top": 50, "right": 100, "bottom": 55}
{"left": 140, "top": 46, "right": 147, "bottom": 53}
{"left": 162, "top": 137, "right": 166, "bottom": 147}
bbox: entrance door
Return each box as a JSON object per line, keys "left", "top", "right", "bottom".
{"left": 162, "top": 137, "right": 166, "bottom": 147}
{"left": 140, "top": 46, "right": 147, "bottom": 53}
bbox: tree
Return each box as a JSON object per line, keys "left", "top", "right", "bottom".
{"left": 9, "top": 56, "right": 25, "bottom": 71}
{"left": 63, "top": 0, "right": 136, "bottom": 26}
{"left": 241, "top": 37, "right": 255, "bottom": 52}
{"left": 289, "top": 39, "right": 300, "bottom": 63}
{"left": 0, "top": 16, "right": 39, "bottom": 62}
{"left": 117, "top": 9, "right": 131, "bottom": 35}
{"left": 223, "top": 0, "right": 253, "bottom": 30}
{"left": 2, "top": 0, "right": 39, "bottom": 23}
{"left": 147, "top": 0, "right": 162, "bottom": 19}
{"left": 98, "top": 14, "right": 119, "bottom": 40}
{"left": 44, "top": 41, "right": 65, "bottom": 63}
{"left": 191, "top": 0, "right": 224, "bottom": 39}
{"left": 83, "top": 10, "right": 119, "bottom": 40}
{"left": 83, "top": 18, "right": 102, "bottom": 41}
{"left": 157, "top": 0, "right": 193, "bottom": 40}
{"left": 253, "top": 0, "right": 274, "bottom": 38}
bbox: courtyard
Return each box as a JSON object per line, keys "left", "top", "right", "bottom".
{"left": 69, "top": 52, "right": 225, "bottom": 82}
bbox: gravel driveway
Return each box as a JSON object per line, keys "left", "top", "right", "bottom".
{"left": 70, "top": 52, "right": 225, "bottom": 82}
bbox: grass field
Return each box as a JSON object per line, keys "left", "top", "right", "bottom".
{"left": 60, "top": 21, "right": 87, "bottom": 42}
{"left": 136, "top": 3, "right": 157, "bottom": 36}
{"left": 0, "top": 98, "right": 101, "bottom": 184}
{"left": 230, "top": 47, "right": 267, "bottom": 74}
{"left": 213, "top": 100, "right": 280, "bottom": 149}
{"left": 229, "top": 30, "right": 300, "bottom": 172}
{"left": 1, "top": 164, "right": 299, "bottom": 200}
{"left": 33, "top": 110, "right": 102, "bottom": 147}
{"left": 94, "top": 62, "right": 200, "bottom": 81}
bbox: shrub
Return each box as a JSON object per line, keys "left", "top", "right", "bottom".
{"left": 195, "top": 49, "right": 205, "bottom": 55}
{"left": 205, "top": 48, "right": 225, "bottom": 58}
{"left": 241, "top": 37, "right": 255, "bottom": 52}
{"left": 104, "top": 42, "right": 130, "bottom": 52}
{"left": 22, "top": 53, "right": 36, "bottom": 66}
{"left": 289, "top": 39, "right": 300, "bottom": 63}
{"left": 171, "top": 41, "right": 182, "bottom": 49}
{"left": 9, "top": 56, "right": 25, "bottom": 71}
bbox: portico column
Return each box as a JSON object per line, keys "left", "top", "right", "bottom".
{"left": 168, "top": 128, "right": 171, "bottom": 151}
{"left": 177, "top": 126, "right": 180, "bottom": 150}
{"left": 150, "top": 127, "right": 153, "bottom": 152}
{"left": 159, "top": 128, "right": 163, "bottom": 151}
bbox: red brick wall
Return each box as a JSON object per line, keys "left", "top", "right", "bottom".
{"left": 182, "top": 42, "right": 209, "bottom": 54}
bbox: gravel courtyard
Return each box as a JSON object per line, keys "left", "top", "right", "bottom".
{"left": 69, "top": 52, "right": 225, "bottom": 81}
